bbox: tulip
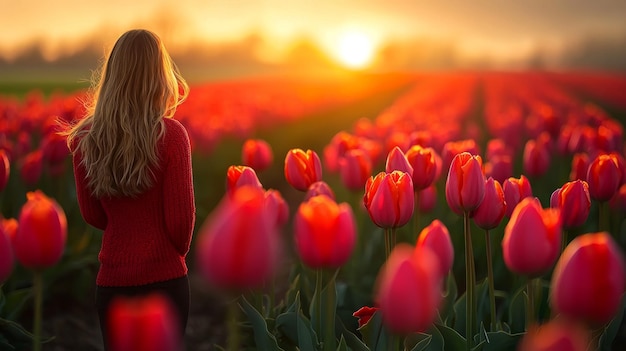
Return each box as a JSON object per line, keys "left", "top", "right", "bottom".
{"left": 363, "top": 171, "right": 414, "bottom": 229}
{"left": 609, "top": 183, "right": 626, "bottom": 212}
{"left": 502, "top": 197, "right": 561, "bottom": 277}
{"left": 484, "top": 155, "right": 512, "bottom": 184}
{"left": 502, "top": 175, "right": 533, "bottom": 218}
{"left": 107, "top": 293, "right": 182, "bottom": 351}
{"left": 375, "top": 244, "right": 441, "bottom": 335}
{"left": 471, "top": 177, "right": 506, "bottom": 230}
{"left": 550, "top": 232, "right": 626, "bottom": 326}
{"left": 20, "top": 150, "right": 43, "bottom": 187}
{"left": 225, "top": 165, "right": 263, "bottom": 196}
{"left": 441, "top": 139, "right": 480, "bottom": 173}
{"left": 352, "top": 306, "right": 379, "bottom": 328}
{"left": 0, "top": 224, "right": 14, "bottom": 283}
{"left": 586, "top": 153, "right": 621, "bottom": 202}
{"left": 242, "top": 138, "right": 273, "bottom": 172}
{"left": 405, "top": 145, "right": 437, "bottom": 190}
{"left": 385, "top": 146, "right": 413, "bottom": 176}
{"left": 550, "top": 180, "right": 591, "bottom": 230}
{"left": 518, "top": 317, "right": 590, "bottom": 351}
{"left": 569, "top": 153, "right": 590, "bottom": 182}
{"left": 523, "top": 139, "right": 551, "bottom": 178}
{"left": 417, "top": 184, "right": 437, "bottom": 213}
{"left": 445, "top": 152, "right": 485, "bottom": 216}
{"left": 284, "top": 148, "right": 322, "bottom": 191}
{"left": 0, "top": 149, "right": 9, "bottom": 192}
{"left": 264, "top": 189, "right": 289, "bottom": 228}
{"left": 304, "top": 181, "right": 336, "bottom": 201}
{"left": 338, "top": 148, "right": 372, "bottom": 192}
{"left": 196, "top": 186, "right": 279, "bottom": 291}
{"left": 294, "top": 195, "right": 356, "bottom": 269}
{"left": 415, "top": 219, "right": 454, "bottom": 275}
{"left": 14, "top": 190, "right": 67, "bottom": 270}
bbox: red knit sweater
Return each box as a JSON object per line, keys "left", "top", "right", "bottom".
{"left": 72, "top": 117, "right": 196, "bottom": 287}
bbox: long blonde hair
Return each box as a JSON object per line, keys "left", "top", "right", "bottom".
{"left": 65, "top": 29, "right": 189, "bottom": 198}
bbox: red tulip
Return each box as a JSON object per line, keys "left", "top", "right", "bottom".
{"left": 242, "top": 138, "right": 273, "bottom": 172}
{"left": 385, "top": 146, "right": 413, "bottom": 176}
{"left": 550, "top": 180, "right": 591, "bottom": 229}
{"left": 502, "top": 197, "right": 561, "bottom": 277}
{"left": 107, "top": 293, "right": 182, "bottom": 351}
{"left": 405, "top": 145, "right": 437, "bottom": 190}
{"left": 304, "top": 181, "right": 336, "bottom": 201}
{"left": 471, "top": 177, "right": 506, "bottom": 230}
{"left": 415, "top": 219, "right": 454, "bottom": 275}
{"left": 441, "top": 139, "right": 480, "bottom": 172}
{"left": 13, "top": 191, "right": 67, "bottom": 270}
{"left": 502, "top": 175, "right": 533, "bottom": 218}
{"left": 264, "top": 189, "right": 289, "bottom": 228}
{"left": 352, "top": 306, "right": 379, "bottom": 328}
{"left": 445, "top": 152, "right": 485, "bottom": 216}
{"left": 0, "top": 223, "right": 14, "bottom": 283}
{"left": 196, "top": 186, "right": 279, "bottom": 290}
{"left": 550, "top": 232, "right": 626, "bottom": 326}
{"left": 523, "top": 139, "right": 551, "bottom": 178}
{"left": 587, "top": 153, "right": 621, "bottom": 202}
{"left": 284, "top": 148, "right": 322, "bottom": 191}
{"left": 484, "top": 155, "right": 513, "bottom": 184}
{"left": 338, "top": 148, "right": 372, "bottom": 192}
{"left": 609, "top": 183, "right": 626, "bottom": 211}
{"left": 418, "top": 184, "right": 437, "bottom": 213}
{"left": 375, "top": 244, "right": 441, "bottom": 335}
{"left": 0, "top": 149, "right": 9, "bottom": 192}
{"left": 364, "top": 171, "right": 414, "bottom": 229}
{"left": 569, "top": 153, "right": 590, "bottom": 182}
{"left": 20, "top": 150, "right": 43, "bottom": 187}
{"left": 518, "top": 317, "right": 590, "bottom": 351}
{"left": 294, "top": 195, "right": 356, "bottom": 269}
{"left": 226, "top": 165, "right": 263, "bottom": 196}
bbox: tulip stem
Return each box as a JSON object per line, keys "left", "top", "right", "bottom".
{"left": 485, "top": 229, "right": 497, "bottom": 331}
{"left": 384, "top": 228, "right": 391, "bottom": 259}
{"left": 599, "top": 201, "right": 610, "bottom": 233}
{"left": 32, "top": 271, "right": 43, "bottom": 351}
{"left": 526, "top": 278, "right": 535, "bottom": 330}
{"left": 316, "top": 269, "right": 323, "bottom": 339}
{"left": 228, "top": 296, "right": 241, "bottom": 351}
{"left": 464, "top": 212, "right": 475, "bottom": 350}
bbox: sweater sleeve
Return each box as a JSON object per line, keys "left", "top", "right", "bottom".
{"left": 162, "top": 119, "right": 196, "bottom": 256}
{"left": 72, "top": 151, "right": 107, "bottom": 230}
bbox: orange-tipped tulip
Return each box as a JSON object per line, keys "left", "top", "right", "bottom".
{"left": 587, "top": 153, "right": 621, "bottom": 202}
{"left": 550, "top": 232, "right": 626, "bottom": 326}
{"left": 338, "top": 148, "right": 372, "bottom": 192}
{"left": 471, "top": 177, "right": 506, "bottom": 230}
{"left": 107, "top": 293, "right": 182, "bottom": 351}
{"left": 405, "top": 145, "right": 438, "bottom": 190}
{"left": 445, "top": 152, "right": 485, "bottom": 216}
{"left": 294, "top": 195, "right": 356, "bottom": 269}
{"left": 518, "top": 317, "right": 590, "bottom": 351}
{"left": 242, "top": 138, "right": 273, "bottom": 172}
{"left": 416, "top": 219, "right": 454, "bottom": 275}
{"left": 304, "top": 181, "right": 336, "bottom": 201}
{"left": 364, "top": 171, "right": 414, "bottom": 229}
{"left": 226, "top": 165, "right": 262, "bottom": 196}
{"left": 284, "top": 148, "right": 322, "bottom": 191}
{"left": 375, "top": 244, "right": 441, "bottom": 335}
{"left": 13, "top": 191, "right": 67, "bottom": 270}
{"left": 550, "top": 180, "right": 591, "bottom": 229}
{"left": 502, "top": 175, "right": 533, "bottom": 218}
{"left": 502, "top": 197, "right": 561, "bottom": 277}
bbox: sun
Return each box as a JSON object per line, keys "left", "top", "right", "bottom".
{"left": 334, "top": 30, "right": 376, "bottom": 69}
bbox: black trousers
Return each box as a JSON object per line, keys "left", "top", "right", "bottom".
{"left": 95, "top": 275, "right": 190, "bottom": 350}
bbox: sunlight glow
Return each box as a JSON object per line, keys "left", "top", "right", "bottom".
{"left": 334, "top": 30, "right": 376, "bottom": 69}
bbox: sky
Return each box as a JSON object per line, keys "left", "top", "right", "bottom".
{"left": 2, "top": 0, "right": 626, "bottom": 69}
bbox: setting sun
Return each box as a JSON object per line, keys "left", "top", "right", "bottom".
{"left": 334, "top": 30, "right": 376, "bottom": 69}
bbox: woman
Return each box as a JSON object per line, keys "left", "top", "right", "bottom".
{"left": 65, "top": 29, "right": 195, "bottom": 348}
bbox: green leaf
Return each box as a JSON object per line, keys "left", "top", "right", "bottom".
{"left": 239, "top": 296, "right": 284, "bottom": 351}
{"left": 335, "top": 316, "right": 369, "bottom": 351}
{"left": 452, "top": 291, "right": 466, "bottom": 336}
{"left": 359, "top": 310, "right": 388, "bottom": 351}
{"left": 3, "top": 288, "right": 32, "bottom": 321}
{"left": 440, "top": 274, "right": 458, "bottom": 325}
{"left": 481, "top": 331, "right": 524, "bottom": 351}
{"left": 506, "top": 286, "right": 526, "bottom": 334}
{"left": 405, "top": 333, "right": 431, "bottom": 351}
{"left": 599, "top": 297, "right": 626, "bottom": 351}
{"left": 336, "top": 335, "right": 348, "bottom": 351}
{"left": 309, "top": 269, "right": 339, "bottom": 351}
{"left": 435, "top": 324, "right": 466, "bottom": 351}
{"left": 275, "top": 292, "right": 319, "bottom": 351}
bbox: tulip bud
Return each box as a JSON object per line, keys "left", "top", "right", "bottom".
{"left": 416, "top": 219, "right": 454, "bottom": 275}
{"left": 418, "top": 184, "right": 437, "bottom": 213}
{"left": 242, "top": 138, "right": 273, "bottom": 172}
{"left": 518, "top": 317, "right": 590, "bottom": 351}
{"left": 107, "top": 293, "right": 182, "bottom": 351}
{"left": 264, "top": 189, "right": 289, "bottom": 228}
{"left": 502, "top": 175, "right": 533, "bottom": 218}
{"left": 569, "top": 153, "right": 590, "bottom": 182}
{"left": 20, "top": 150, "right": 43, "bottom": 187}
{"left": 550, "top": 180, "right": 591, "bottom": 229}
{"left": 445, "top": 152, "right": 485, "bottom": 216}
{"left": 502, "top": 197, "right": 561, "bottom": 277}
{"left": 587, "top": 153, "right": 621, "bottom": 202}
{"left": 196, "top": 186, "right": 280, "bottom": 290}
{"left": 304, "top": 181, "right": 336, "bottom": 201}
{"left": 375, "top": 244, "right": 441, "bottom": 335}
{"left": 484, "top": 155, "right": 513, "bottom": 184}
{"left": 338, "top": 149, "right": 372, "bottom": 192}
{"left": 385, "top": 146, "right": 413, "bottom": 176}
{"left": 550, "top": 232, "right": 626, "bottom": 326}
{"left": 226, "top": 165, "right": 263, "bottom": 196}
{"left": 0, "top": 149, "right": 10, "bottom": 192}
{"left": 294, "top": 195, "right": 356, "bottom": 269}
{"left": 364, "top": 171, "right": 414, "bottom": 229}
{"left": 471, "top": 177, "right": 506, "bottom": 230}
{"left": 284, "top": 148, "right": 322, "bottom": 191}
{"left": 405, "top": 145, "right": 438, "bottom": 190}
{"left": 523, "top": 139, "right": 551, "bottom": 178}
{"left": 14, "top": 191, "right": 67, "bottom": 270}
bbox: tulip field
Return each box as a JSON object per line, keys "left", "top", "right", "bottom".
{"left": 1, "top": 71, "right": 626, "bottom": 351}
